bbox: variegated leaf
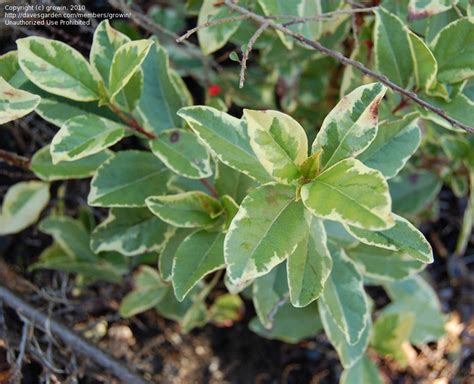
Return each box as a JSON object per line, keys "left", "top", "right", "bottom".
{"left": 383, "top": 276, "right": 445, "bottom": 345}
{"left": 172, "top": 230, "right": 225, "bottom": 301}
{"left": 50, "top": 115, "right": 126, "bottom": 163}
{"left": 146, "top": 191, "right": 223, "bottom": 228}
{"left": 312, "top": 83, "right": 386, "bottom": 170}
{"left": 244, "top": 109, "right": 308, "bottom": 184}
{"left": 108, "top": 39, "right": 153, "bottom": 99}
{"left": 320, "top": 247, "right": 370, "bottom": 345}
{"left": 198, "top": 0, "right": 246, "bottom": 55}
{"left": 374, "top": 8, "right": 413, "bottom": 87}
{"left": 17, "top": 36, "right": 101, "bottom": 101}
{"left": 90, "top": 19, "right": 131, "bottom": 87}
{"left": 357, "top": 113, "right": 421, "bottom": 179}
{"left": 159, "top": 228, "right": 194, "bottom": 281}
{"left": 253, "top": 263, "right": 288, "bottom": 329}
{"left": 90, "top": 208, "right": 173, "bottom": 256}
{"left": 150, "top": 129, "right": 212, "bottom": 179}
{"left": 31, "top": 145, "right": 112, "bottom": 181}
{"left": 340, "top": 355, "right": 382, "bottom": 384}
{"left": 0, "top": 51, "right": 22, "bottom": 83}
{"left": 301, "top": 158, "right": 393, "bottom": 230}
{"left": 88, "top": 150, "right": 170, "bottom": 207}
{"left": 0, "top": 181, "right": 49, "bottom": 235}
{"left": 408, "top": 32, "right": 438, "bottom": 91}
{"left": 178, "top": 106, "right": 271, "bottom": 183}
{"left": 319, "top": 299, "right": 371, "bottom": 368}
{"left": 225, "top": 183, "right": 309, "bottom": 285}
{"left": 432, "top": 18, "right": 474, "bottom": 84}
{"left": 345, "top": 214, "right": 433, "bottom": 263}
{"left": 287, "top": 217, "right": 332, "bottom": 307}
{"left": 136, "top": 43, "right": 188, "bottom": 135}
{"left": 257, "top": 0, "right": 323, "bottom": 49}
{"left": 0, "top": 77, "right": 40, "bottom": 124}
{"left": 347, "top": 244, "right": 425, "bottom": 282}
{"left": 408, "top": 0, "right": 457, "bottom": 20}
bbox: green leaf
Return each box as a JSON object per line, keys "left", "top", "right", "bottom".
{"left": 146, "top": 191, "right": 223, "bottom": 228}
{"left": 340, "top": 355, "right": 383, "bottom": 384}
{"left": 383, "top": 276, "right": 445, "bottom": 344}
{"left": 113, "top": 69, "right": 143, "bottom": 113}
{"left": 31, "top": 145, "right": 112, "bottom": 181}
{"left": 178, "top": 106, "right": 271, "bottom": 183}
{"left": 408, "top": 0, "right": 455, "bottom": 19}
{"left": 108, "top": 39, "right": 153, "bottom": 99}
{"left": 252, "top": 263, "right": 288, "bottom": 329}
{"left": 319, "top": 299, "right": 371, "bottom": 368}
{"left": 358, "top": 113, "right": 421, "bottom": 179}
{"left": 0, "top": 51, "right": 21, "bottom": 83}
{"left": 39, "top": 216, "right": 98, "bottom": 261}
{"left": 0, "top": 76, "right": 40, "bottom": 124}
{"left": 347, "top": 244, "right": 425, "bottom": 282}
{"left": 320, "top": 247, "right": 370, "bottom": 345}
{"left": 244, "top": 109, "right": 308, "bottom": 184}
{"left": 136, "top": 43, "right": 187, "bottom": 135}
{"left": 21, "top": 82, "right": 119, "bottom": 128}
{"left": 90, "top": 208, "right": 173, "bottom": 256}
{"left": 371, "top": 312, "right": 415, "bottom": 363}
{"left": 17, "top": 36, "right": 101, "bottom": 101}
{"left": 0, "top": 181, "right": 49, "bottom": 235}
{"left": 214, "top": 161, "right": 258, "bottom": 204}
{"left": 197, "top": 0, "right": 246, "bottom": 55}
{"left": 312, "top": 83, "right": 387, "bottom": 170}
{"left": 374, "top": 7, "right": 413, "bottom": 87}
{"left": 90, "top": 19, "right": 131, "bottom": 88}
{"left": 257, "top": 0, "right": 323, "bottom": 49}
{"left": 389, "top": 170, "right": 441, "bottom": 215}
{"left": 209, "top": 294, "right": 244, "bottom": 326}
{"left": 120, "top": 266, "right": 168, "bottom": 317}
{"left": 250, "top": 302, "right": 323, "bottom": 344}
{"left": 159, "top": 228, "right": 194, "bottom": 281}
{"left": 150, "top": 129, "right": 212, "bottom": 179}
{"left": 408, "top": 32, "right": 437, "bottom": 91}
{"left": 301, "top": 158, "right": 393, "bottom": 230}
{"left": 225, "top": 183, "right": 309, "bottom": 285}
{"left": 50, "top": 115, "right": 126, "bottom": 163}
{"left": 172, "top": 230, "right": 225, "bottom": 301}
{"left": 31, "top": 243, "right": 123, "bottom": 283}
{"left": 287, "top": 217, "right": 332, "bottom": 307}
{"left": 432, "top": 18, "right": 474, "bottom": 84}
{"left": 88, "top": 150, "right": 169, "bottom": 207}
{"left": 346, "top": 214, "right": 433, "bottom": 263}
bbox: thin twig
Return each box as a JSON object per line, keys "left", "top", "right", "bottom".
{"left": 177, "top": 15, "right": 249, "bottom": 43}
{"left": 0, "top": 286, "right": 148, "bottom": 384}
{"left": 0, "top": 149, "right": 31, "bottom": 170}
{"left": 239, "top": 21, "right": 270, "bottom": 88}
{"left": 223, "top": 0, "right": 474, "bottom": 133}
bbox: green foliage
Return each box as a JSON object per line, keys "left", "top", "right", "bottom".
{"left": 3, "top": 3, "right": 469, "bottom": 381}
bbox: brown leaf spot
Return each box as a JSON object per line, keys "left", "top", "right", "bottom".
{"left": 169, "top": 131, "right": 180, "bottom": 143}
{"left": 3, "top": 91, "right": 15, "bottom": 97}
{"left": 369, "top": 97, "right": 382, "bottom": 120}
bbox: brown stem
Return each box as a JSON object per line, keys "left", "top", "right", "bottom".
{"left": 108, "top": 104, "right": 157, "bottom": 140}
{"left": 223, "top": 0, "right": 474, "bottom": 134}
{"left": 0, "top": 149, "right": 31, "bottom": 170}
{"left": 200, "top": 178, "right": 219, "bottom": 199}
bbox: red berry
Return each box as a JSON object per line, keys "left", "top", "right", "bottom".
{"left": 208, "top": 84, "right": 222, "bottom": 97}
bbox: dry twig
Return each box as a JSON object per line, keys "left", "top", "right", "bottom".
{"left": 223, "top": 0, "right": 474, "bottom": 133}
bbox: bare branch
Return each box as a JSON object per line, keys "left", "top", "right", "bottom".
{"left": 0, "top": 286, "right": 148, "bottom": 384}
{"left": 239, "top": 21, "right": 270, "bottom": 88}
{"left": 177, "top": 15, "right": 249, "bottom": 43}
{"left": 224, "top": 0, "right": 474, "bottom": 133}
{"left": 0, "top": 149, "right": 31, "bottom": 170}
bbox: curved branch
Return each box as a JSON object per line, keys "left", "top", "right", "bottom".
{"left": 223, "top": 0, "right": 474, "bottom": 134}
